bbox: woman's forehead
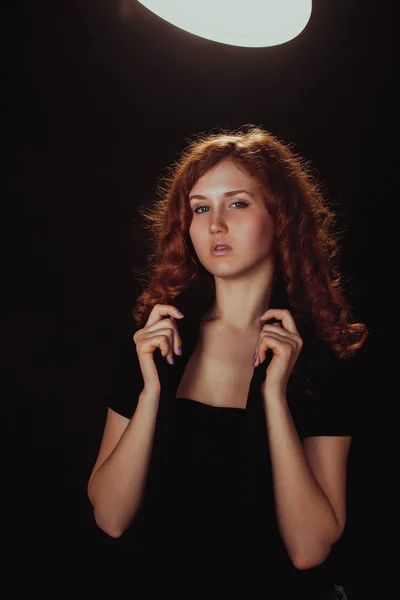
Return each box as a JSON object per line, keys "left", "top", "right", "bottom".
{"left": 190, "top": 159, "right": 260, "bottom": 195}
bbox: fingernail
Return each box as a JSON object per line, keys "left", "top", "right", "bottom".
{"left": 168, "top": 356, "right": 175, "bottom": 365}
{"left": 176, "top": 346, "right": 182, "bottom": 355}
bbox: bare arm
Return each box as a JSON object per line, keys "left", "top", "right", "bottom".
{"left": 264, "top": 395, "right": 351, "bottom": 570}
{"left": 87, "top": 385, "right": 160, "bottom": 538}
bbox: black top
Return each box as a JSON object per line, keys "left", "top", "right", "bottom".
{"left": 105, "top": 297, "right": 356, "bottom": 596}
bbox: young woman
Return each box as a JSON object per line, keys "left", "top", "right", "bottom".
{"left": 87, "top": 126, "right": 367, "bottom": 598}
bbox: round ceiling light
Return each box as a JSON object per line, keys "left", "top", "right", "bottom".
{"left": 136, "top": 0, "right": 312, "bottom": 48}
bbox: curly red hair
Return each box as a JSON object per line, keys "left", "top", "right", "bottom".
{"left": 132, "top": 125, "right": 367, "bottom": 380}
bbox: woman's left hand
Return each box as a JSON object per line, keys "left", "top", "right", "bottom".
{"left": 254, "top": 308, "right": 303, "bottom": 401}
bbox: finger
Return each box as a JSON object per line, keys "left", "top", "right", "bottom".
{"left": 254, "top": 332, "right": 296, "bottom": 366}
{"left": 260, "top": 325, "right": 303, "bottom": 352}
{"left": 259, "top": 308, "right": 299, "bottom": 335}
{"left": 146, "top": 304, "right": 184, "bottom": 355}
{"left": 261, "top": 323, "right": 291, "bottom": 337}
{"left": 140, "top": 329, "right": 176, "bottom": 365}
{"left": 145, "top": 318, "right": 183, "bottom": 356}
{"left": 146, "top": 304, "right": 184, "bottom": 328}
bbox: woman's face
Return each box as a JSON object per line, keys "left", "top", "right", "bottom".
{"left": 188, "top": 158, "right": 274, "bottom": 277}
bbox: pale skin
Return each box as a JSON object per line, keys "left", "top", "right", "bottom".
{"left": 88, "top": 159, "right": 351, "bottom": 570}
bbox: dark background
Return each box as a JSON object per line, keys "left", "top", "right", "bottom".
{"left": 17, "top": 0, "right": 391, "bottom": 586}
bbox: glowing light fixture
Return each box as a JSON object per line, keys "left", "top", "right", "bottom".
{"left": 136, "top": 0, "right": 312, "bottom": 48}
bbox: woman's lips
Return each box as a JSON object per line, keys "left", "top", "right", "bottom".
{"left": 211, "top": 246, "right": 232, "bottom": 256}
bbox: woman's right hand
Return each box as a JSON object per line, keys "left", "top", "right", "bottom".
{"left": 133, "top": 304, "right": 184, "bottom": 390}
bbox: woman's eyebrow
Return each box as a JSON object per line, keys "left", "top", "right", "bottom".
{"left": 189, "top": 189, "right": 255, "bottom": 202}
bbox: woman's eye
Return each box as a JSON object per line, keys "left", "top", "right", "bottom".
{"left": 193, "top": 201, "right": 249, "bottom": 214}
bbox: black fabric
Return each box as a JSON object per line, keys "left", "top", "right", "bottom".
{"left": 105, "top": 330, "right": 143, "bottom": 420}
{"left": 107, "top": 316, "right": 355, "bottom": 438}
{"left": 104, "top": 290, "right": 356, "bottom": 596}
